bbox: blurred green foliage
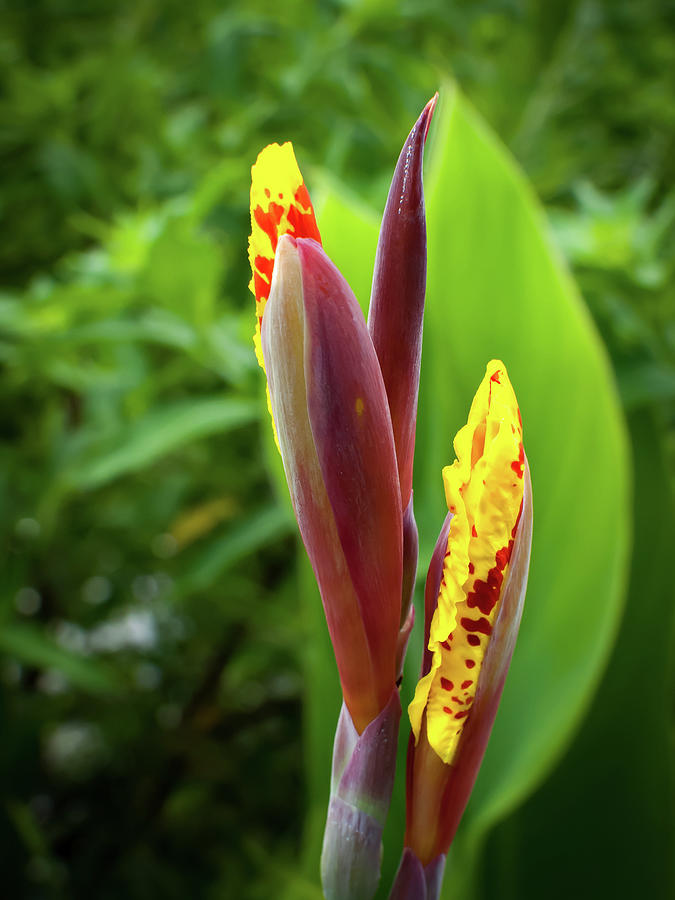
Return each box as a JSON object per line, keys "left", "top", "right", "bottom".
{"left": 0, "top": 1, "right": 673, "bottom": 899}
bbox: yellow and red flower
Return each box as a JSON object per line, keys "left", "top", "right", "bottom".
{"left": 390, "top": 361, "right": 533, "bottom": 898}
{"left": 247, "top": 97, "right": 532, "bottom": 900}
{"left": 248, "top": 101, "right": 436, "bottom": 900}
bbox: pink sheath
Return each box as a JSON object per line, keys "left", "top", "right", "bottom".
{"left": 321, "top": 689, "right": 402, "bottom": 900}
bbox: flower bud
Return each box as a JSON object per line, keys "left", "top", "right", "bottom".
{"left": 403, "top": 360, "right": 533, "bottom": 865}
{"left": 262, "top": 235, "right": 403, "bottom": 732}
{"left": 368, "top": 94, "right": 437, "bottom": 509}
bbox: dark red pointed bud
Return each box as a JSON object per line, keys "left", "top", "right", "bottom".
{"left": 368, "top": 94, "right": 438, "bottom": 509}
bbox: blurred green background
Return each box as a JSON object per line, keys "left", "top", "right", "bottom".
{"left": 1, "top": 1, "right": 673, "bottom": 898}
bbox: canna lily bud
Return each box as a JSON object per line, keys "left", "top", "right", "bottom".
{"left": 261, "top": 234, "right": 403, "bottom": 733}
{"left": 249, "top": 105, "right": 438, "bottom": 900}
{"left": 262, "top": 235, "right": 404, "bottom": 900}
{"left": 368, "top": 94, "right": 438, "bottom": 675}
{"left": 368, "top": 94, "right": 437, "bottom": 657}
{"left": 368, "top": 93, "right": 437, "bottom": 509}
{"left": 389, "top": 360, "right": 533, "bottom": 898}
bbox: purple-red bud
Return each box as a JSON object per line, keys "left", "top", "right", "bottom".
{"left": 262, "top": 235, "right": 403, "bottom": 732}
{"left": 368, "top": 94, "right": 437, "bottom": 510}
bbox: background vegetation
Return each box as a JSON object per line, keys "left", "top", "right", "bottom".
{"left": 1, "top": 1, "right": 673, "bottom": 898}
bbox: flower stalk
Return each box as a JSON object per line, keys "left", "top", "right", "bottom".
{"left": 321, "top": 691, "right": 401, "bottom": 900}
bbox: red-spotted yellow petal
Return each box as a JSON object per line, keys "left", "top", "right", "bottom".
{"left": 408, "top": 360, "right": 526, "bottom": 765}
{"left": 248, "top": 142, "right": 321, "bottom": 369}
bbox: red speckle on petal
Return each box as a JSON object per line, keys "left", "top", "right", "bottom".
{"left": 465, "top": 659, "right": 476, "bottom": 669}
{"left": 511, "top": 443, "right": 525, "bottom": 478}
{"left": 461, "top": 616, "right": 492, "bottom": 635}
{"left": 468, "top": 562, "right": 475, "bottom": 575}
{"left": 466, "top": 575, "right": 501, "bottom": 615}
{"left": 441, "top": 639, "right": 452, "bottom": 651}
{"left": 496, "top": 543, "right": 513, "bottom": 571}
{"left": 511, "top": 501, "right": 523, "bottom": 538}
{"left": 455, "top": 710, "right": 469, "bottom": 719}
{"left": 254, "top": 275, "right": 269, "bottom": 314}
{"left": 461, "top": 680, "right": 473, "bottom": 689}
{"left": 253, "top": 254, "right": 276, "bottom": 317}
{"left": 490, "top": 371, "right": 501, "bottom": 384}
{"left": 254, "top": 254, "right": 274, "bottom": 281}
{"left": 487, "top": 566, "right": 503, "bottom": 589}
{"left": 441, "top": 677, "right": 454, "bottom": 691}
{"left": 467, "top": 634, "right": 481, "bottom": 646}
{"left": 443, "top": 706, "right": 453, "bottom": 715}
{"left": 254, "top": 202, "right": 284, "bottom": 252}
{"left": 253, "top": 255, "right": 275, "bottom": 303}
{"left": 471, "top": 525, "right": 478, "bottom": 538}
{"left": 286, "top": 185, "right": 322, "bottom": 242}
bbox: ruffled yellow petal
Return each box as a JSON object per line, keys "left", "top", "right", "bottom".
{"left": 408, "top": 360, "right": 525, "bottom": 764}
{"left": 248, "top": 142, "right": 321, "bottom": 369}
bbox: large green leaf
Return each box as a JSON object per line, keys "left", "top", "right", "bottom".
{"left": 481, "top": 410, "right": 674, "bottom": 900}
{"left": 315, "top": 86, "right": 631, "bottom": 893}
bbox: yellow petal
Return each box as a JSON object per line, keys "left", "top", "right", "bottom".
{"left": 409, "top": 360, "right": 525, "bottom": 764}
{"left": 248, "top": 142, "right": 321, "bottom": 369}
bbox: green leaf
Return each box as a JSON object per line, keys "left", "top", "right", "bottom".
{"left": 66, "top": 396, "right": 259, "bottom": 491}
{"left": 140, "top": 216, "right": 222, "bottom": 328}
{"left": 0, "top": 623, "right": 122, "bottom": 695}
{"left": 480, "top": 410, "right": 674, "bottom": 900}
{"left": 618, "top": 360, "right": 675, "bottom": 410}
{"left": 317, "top": 85, "right": 631, "bottom": 894}
{"left": 315, "top": 181, "right": 380, "bottom": 319}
